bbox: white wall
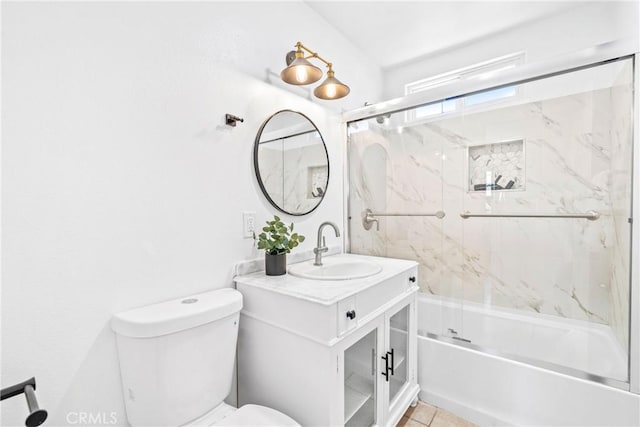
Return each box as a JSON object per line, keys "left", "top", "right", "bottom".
{"left": 1, "top": 2, "right": 380, "bottom": 426}
{"left": 382, "top": 1, "right": 640, "bottom": 100}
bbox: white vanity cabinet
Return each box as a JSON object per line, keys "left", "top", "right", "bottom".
{"left": 234, "top": 254, "right": 419, "bottom": 426}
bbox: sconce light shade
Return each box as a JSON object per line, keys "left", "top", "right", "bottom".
{"left": 280, "top": 51, "right": 323, "bottom": 85}
{"left": 313, "top": 70, "right": 350, "bottom": 100}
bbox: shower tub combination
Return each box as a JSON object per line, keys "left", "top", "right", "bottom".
{"left": 417, "top": 294, "right": 637, "bottom": 426}
{"left": 346, "top": 43, "right": 640, "bottom": 426}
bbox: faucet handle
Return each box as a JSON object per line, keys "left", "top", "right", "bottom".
{"left": 363, "top": 209, "right": 380, "bottom": 232}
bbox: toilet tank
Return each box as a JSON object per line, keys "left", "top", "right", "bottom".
{"left": 111, "top": 289, "right": 243, "bottom": 427}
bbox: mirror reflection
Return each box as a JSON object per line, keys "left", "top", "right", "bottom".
{"left": 254, "top": 110, "right": 329, "bottom": 215}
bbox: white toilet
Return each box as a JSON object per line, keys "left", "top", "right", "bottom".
{"left": 111, "top": 288, "right": 299, "bottom": 426}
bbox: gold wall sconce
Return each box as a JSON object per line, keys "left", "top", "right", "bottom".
{"left": 280, "top": 41, "right": 350, "bottom": 100}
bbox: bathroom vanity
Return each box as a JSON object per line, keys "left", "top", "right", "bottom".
{"left": 234, "top": 253, "right": 419, "bottom": 426}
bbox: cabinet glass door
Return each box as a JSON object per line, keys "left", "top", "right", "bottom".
{"left": 344, "top": 328, "right": 377, "bottom": 426}
{"left": 387, "top": 304, "right": 410, "bottom": 406}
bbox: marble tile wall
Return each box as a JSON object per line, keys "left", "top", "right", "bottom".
{"left": 282, "top": 142, "right": 328, "bottom": 213}
{"left": 259, "top": 136, "right": 328, "bottom": 213}
{"left": 348, "top": 63, "right": 633, "bottom": 353}
{"left": 259, "top": 143, "right": 284, "bottom": 206}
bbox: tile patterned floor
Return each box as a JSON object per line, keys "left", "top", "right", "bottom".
{"left": 397, "top": 401, "right": 479, "bottom": 427}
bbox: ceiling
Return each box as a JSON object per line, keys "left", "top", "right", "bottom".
{"left": 306, "top": 1, "right": 582, "bottom": 69}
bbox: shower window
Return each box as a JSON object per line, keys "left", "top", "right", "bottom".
{"left": 348, "top": 57, "right": 634, "bottom": 387}
{"left": 405, "top": 52, "right": 524, "bottom": 120}
{"left": 463, "top": 85, "right": 516, "bottom": 106}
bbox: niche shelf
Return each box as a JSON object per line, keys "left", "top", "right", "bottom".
{"left": 468, "top": 139, "right": 525, "bottom": 192}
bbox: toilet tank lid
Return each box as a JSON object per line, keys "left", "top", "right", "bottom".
{"left": 111, "top": 288, "right": 243, "bottom": 338}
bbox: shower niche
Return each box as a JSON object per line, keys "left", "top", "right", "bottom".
{"left": 468, "top": 139, "right": 524, "bottom": 192}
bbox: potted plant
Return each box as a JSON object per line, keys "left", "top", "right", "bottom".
{"left": 257, "top": 215, "right": 305, "bottom": 276}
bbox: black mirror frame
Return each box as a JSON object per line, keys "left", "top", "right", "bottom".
{"left": 253, "top": 109, "right": 330, "bottom": 216}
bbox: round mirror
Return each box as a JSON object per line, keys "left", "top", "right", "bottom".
{"left": 254, "top": 110, "right": 329, "bottom": 215}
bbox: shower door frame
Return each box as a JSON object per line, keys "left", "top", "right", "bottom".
{"left": 342, "top": 39, "right": 640, "bottom": 394}
{"left": 631, "top": 49, "right": 640, "bottom": 395}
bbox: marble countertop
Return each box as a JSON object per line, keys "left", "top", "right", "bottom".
{"left": 234, "top": 253, "right": 417, "bottom": 306}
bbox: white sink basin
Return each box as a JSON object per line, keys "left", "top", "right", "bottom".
{"left": 288, "top": 255, "right": 382, "bottom": 281}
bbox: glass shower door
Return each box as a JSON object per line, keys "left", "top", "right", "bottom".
{"left": 347, "top": 113, "right": 464, "bottom": 340}
{"left": 456, "top": 58, "right": 633, "bottom": 383}
{"left": 347, "top": 56, "right": 633, "bottom": 387}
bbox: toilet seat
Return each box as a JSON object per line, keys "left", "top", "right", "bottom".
{"left": 213, "top": 404, "right": 299, "bottom": 426}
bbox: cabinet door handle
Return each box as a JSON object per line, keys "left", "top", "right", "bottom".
{"left": 388, "top": 348, "right": 395, "bottom": 375}
{"left": 409, "top": 276, "right": 416, "bottom": 283}
{"left": 381, "top": 353, "right": 390, "bottom": 382}
{"left": 346, "top": 310, "right": 356, "bottom": 320}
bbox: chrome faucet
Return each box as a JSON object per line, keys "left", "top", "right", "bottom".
{"left": 313, "top": 221, "right": 341, "bottom": 266}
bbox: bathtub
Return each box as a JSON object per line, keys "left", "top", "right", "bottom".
{"left": 416, "top": 294, "right": 640, "bottom": 426}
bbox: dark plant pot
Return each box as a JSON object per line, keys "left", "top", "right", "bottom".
{"left": 265, "top": 252, "right": 287, "bottom": 276}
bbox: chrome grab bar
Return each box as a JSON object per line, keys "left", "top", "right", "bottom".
{"left": 459, "top": 210, "right": 600, "bottom": 221}
{"left": 363, "top": 208, "right": 446, "bottom": 231}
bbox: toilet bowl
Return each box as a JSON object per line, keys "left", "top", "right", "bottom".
{"left": 214, "top": 404, "right": 298, "bottom": 426}
{"left": 186, "top": 402, "right": 298, "bottom": 426}
{"left": 111, "top": 289, "right": 299, "bottom": 427}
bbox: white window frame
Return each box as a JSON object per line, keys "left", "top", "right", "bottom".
{"left": 404, "top": 52, "right": 525, "bottom": 122}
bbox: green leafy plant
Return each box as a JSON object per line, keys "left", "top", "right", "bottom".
{"left": 257, "top": 215, "right": 305, "bottom": 255}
